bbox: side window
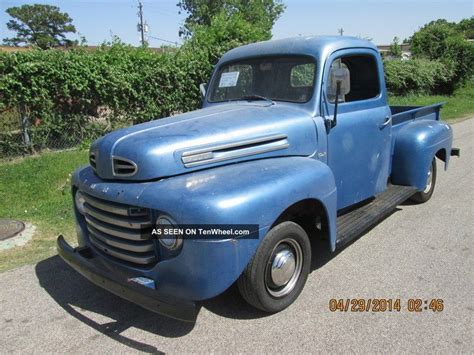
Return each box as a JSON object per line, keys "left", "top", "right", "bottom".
{"left": 290, "top": 63, "right": 315, "bottom": 87}
{"left": 327, "top": 55, "right": 380, "bottom": 103}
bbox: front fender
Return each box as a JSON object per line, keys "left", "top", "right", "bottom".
{"left": 144, "top": 157, "right": 336, "bottom": 300}
{"left": 391, "top": 120, "right": 453, "bottom": 190}
{"left": 72, "top": 157, "right": 337, "bottom": 301}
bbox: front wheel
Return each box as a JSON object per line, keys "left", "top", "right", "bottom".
{"left": 237, "top": 221, "right": 311, "bottom": 313}
{"left": 410, "top": 158, "right": 437, "bottom": 203}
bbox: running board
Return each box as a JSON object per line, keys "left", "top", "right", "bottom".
{"left": 336, "top": 185, "right": 417, "bottom": 248}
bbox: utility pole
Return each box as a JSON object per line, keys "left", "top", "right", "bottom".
{"left": 338, "top": 27, "right": 344, "bottom": 36}
{"left": 138, "top": 1, "right": 145, "bottom": 46}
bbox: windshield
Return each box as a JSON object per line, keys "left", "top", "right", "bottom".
{"left": 208, "top": 56, "right": 316, "bottom": 104}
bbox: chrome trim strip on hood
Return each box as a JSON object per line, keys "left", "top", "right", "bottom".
{"left": 181, "top": 134, "right": 289, "bottom": 168}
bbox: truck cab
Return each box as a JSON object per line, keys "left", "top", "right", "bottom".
{"left": 203, "top": 38, "right": 393, "bottom": 209}
{"left": 57, "top": 36, "right": 458, "bottom": 321}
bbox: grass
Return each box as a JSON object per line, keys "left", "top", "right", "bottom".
{"left": 0, "top": 85, "right": 472, "bottom": 272}
{"left": 389, "top": 84, "right": 474, "bottom": 120}
{"left": 0, "top": 149, "right": 88, "bottom": 272}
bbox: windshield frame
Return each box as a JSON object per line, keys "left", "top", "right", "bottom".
{"left": 207, "top": 54, "right": 318, "bottom": 105}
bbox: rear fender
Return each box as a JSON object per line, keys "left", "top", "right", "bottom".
{"left": 391, "top": 120, "right": 453, "bottom": 190}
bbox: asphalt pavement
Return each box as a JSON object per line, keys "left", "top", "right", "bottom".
{"left": 1, "top": 118, "right": 472, "bottom": 353}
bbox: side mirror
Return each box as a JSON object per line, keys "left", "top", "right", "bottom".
{"left": 199, "top": 83, "right": 207, "bottom": 99}
{"left": 325, "top": 81, "right": 342, "bottom": 131}
{"left": 328, "top": 66, "right": 350, "bottom": 100}
{"left": 325, "top": 63, "right": 350, "bottom": 131}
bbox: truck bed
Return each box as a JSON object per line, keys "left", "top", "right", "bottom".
{"left": 390, "top": 102, "right": 444, "bottom": 125}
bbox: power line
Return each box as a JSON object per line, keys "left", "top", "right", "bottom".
{"left": 148, "top": 35, "right": 178, "bottom": 46}
{"left": 140, "top": 4, "right": 177, "bottom": 16}
{"left": 136, "top": 1, "right": 178, "bottom": 47}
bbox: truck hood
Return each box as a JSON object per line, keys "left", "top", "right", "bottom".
{"left": 90, "top": 102, "right": 317, "bottom": 181}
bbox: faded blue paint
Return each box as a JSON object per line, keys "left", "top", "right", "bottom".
{"left": 90, "top": 103, "right": 317, "bottom": 181}
{"left": 320, "top": 47, "right": 392, "bottom": 208}
{"left": 67, "top": 36, "right": 454, "bottom": 303}
{"left": 391, "top": 118, "right": 453, "bottom": 190}
{"left": 72, "top": 157, "right": 336, "bottom": 300}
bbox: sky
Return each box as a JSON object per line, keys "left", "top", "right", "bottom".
{"left": 0, "top": 0, "right": 472, "bottom": 47}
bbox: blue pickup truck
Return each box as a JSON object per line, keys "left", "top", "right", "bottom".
{"left": 57, "top": 36, "right": 459, "bottom": 321}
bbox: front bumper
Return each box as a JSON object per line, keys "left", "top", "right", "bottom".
{"left": 56, "top": 235, "right": 197, "bottom": 322}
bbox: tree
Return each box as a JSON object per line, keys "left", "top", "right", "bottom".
{"left": 182, "top": 10, "right": 270, "bottom": 64}
{"left": 410, "top": 19, "right": 458, "bottom": 60}
{"left": 3, "top": 4, "right": 77, "bottom": 49}
{"left": 177, "top": 0, "right": 285, "bottom": 38}
{"left": 389, "top": 36, "right": 403, "bottom": 58}
{"left": 456, "top": 17, "right": 474, "bottom": 39}
{"left": 410, "top": 18, "right": 474, "bottom": 89}
{"left": 443, "top": 35, "right": 474, "bottom": 86}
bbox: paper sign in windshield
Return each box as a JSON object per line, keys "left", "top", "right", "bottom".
{"left": 219, "top": 71, "right": 240, "bottom": 88}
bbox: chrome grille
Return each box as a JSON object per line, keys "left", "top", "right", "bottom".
{"left": 82, "top": 192, "right": 157, "bottom": 266}
{"left": 112, "top": 156, "right": 137, "bottom": 177}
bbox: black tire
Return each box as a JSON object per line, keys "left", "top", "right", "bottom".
{"left": 237, "top": 221, "right": 311, "bottom": 313}
{"left": 410, "top": 158, "right": 437, "bottom": 203}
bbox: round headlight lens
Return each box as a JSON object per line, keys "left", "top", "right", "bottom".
{"left": 156, "top": 216, "right": 183, "bottom": 250}
{"left": 75, "top": 190, "right": 86, "bottom": 215}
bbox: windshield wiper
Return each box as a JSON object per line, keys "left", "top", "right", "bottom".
{"left": 239, "top": 94, "right": 274, "bottom": 104}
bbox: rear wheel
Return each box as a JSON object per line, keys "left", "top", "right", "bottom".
{"left": 237, "top": 221, "right": 311, "bottom": 313}
{"left": 410, "top": 158, "right": 437, "bottom": 203}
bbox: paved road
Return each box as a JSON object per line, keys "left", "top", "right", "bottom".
{"left": 1, "top": 119, "right": 472, "bottom": 353}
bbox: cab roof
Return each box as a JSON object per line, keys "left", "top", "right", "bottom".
{"left": 218, "top": 35, "right": 378, "bottom": 64}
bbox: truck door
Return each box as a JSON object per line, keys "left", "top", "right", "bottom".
{"left": 322, "top": 49, "right": 392, "bottom": 209}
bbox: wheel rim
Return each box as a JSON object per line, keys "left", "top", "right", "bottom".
{"left": 423, "top": 164, "right": 433, "bottom": 194}
{"left": 265, "top": 238, "right": 303, "bottom": 298}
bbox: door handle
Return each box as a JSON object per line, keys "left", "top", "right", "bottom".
{"left": 380, "top": 116, "right": 392, "bottom": 129}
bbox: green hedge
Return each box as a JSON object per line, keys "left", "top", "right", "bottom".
{"left": 0, "top": 43, "right": 213, "bottom": 156}
{"left": 0, "top": 39, "right": 469, "bottom": 157}
{"left": 0, "top": 44, "right": 210, "bottom": 124}
{"left": 384, "top": 58, "right": 456, "bottom": 96}
{"left": 0, "top": 12, "right": 260, "bottom": 157}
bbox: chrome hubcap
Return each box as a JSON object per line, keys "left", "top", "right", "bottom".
{"left": 271, "top": 249, "right": 296, "bottom": 287}
{"left": 423, "top": 166, "right": 433, "bottom": 194}
{"left": 265, "top": 238, "right": 303, "bottom": 298}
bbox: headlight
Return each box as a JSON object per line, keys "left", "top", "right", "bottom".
{"left": 156, "top": 216, "right": 183, "bottom": 250}
{"left": 75, "top": 190, "right": 86, "bottom": 215}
